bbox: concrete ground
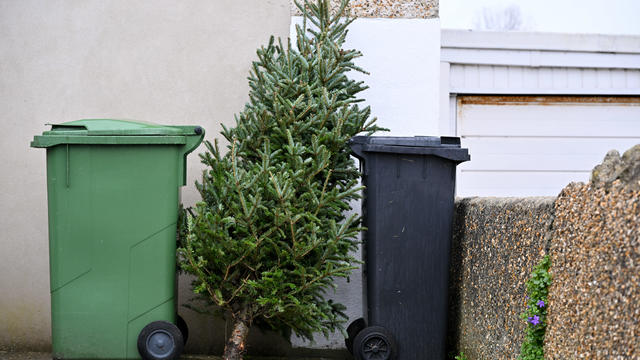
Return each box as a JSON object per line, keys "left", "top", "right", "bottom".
{"left": 0, "top": 352, "right": 339, "bottom": 360}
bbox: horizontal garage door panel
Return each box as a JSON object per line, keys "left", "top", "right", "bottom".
{"left": 459, "top": 103, "right": 640, "bottom": 137}
{"left": 457, "top": 96, "right": 640, "bottom": 197}
{"left": 457, "top": 171, "right": 590, "bottom": 197}
{"left": 459, "top": 137, "right": 640, "bottom": 171}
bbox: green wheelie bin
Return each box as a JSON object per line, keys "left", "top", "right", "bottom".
{"left": 31, "top": 119, "right": 204, "bottom": 360}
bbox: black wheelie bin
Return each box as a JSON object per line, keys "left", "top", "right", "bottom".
{"left": 346, "top": 136, "right": 470, "bottom": 360}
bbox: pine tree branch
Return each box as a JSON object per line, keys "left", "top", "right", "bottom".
{"left": 183, "top": 233, "right": 232, "bottom": 313}
{"left": 268, "top": 170, "right": 298, "bottom": 250}
{"left": 314, "top": 169, "right": 332, "bottom": 216}
{"left": 290, "top": 265, "right": 355, "bottom": 297}
{"left": 225, "top": 274, "right": 252, "bottom": 305}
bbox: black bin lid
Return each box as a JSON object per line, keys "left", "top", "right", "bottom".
{"left": 349, "top": 136, "right": 470, "bottom": 163}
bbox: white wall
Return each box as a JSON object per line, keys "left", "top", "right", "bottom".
{"left": 0, "top": 0, "right": 291, "bottom": 351}
{"left": 292, "top": 17, "right": 442, "bottom": 136}
{"left": 344, "top": 18, "right": 442, "bottom": 136}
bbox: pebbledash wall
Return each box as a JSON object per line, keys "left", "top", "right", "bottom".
{"left": 450, "top": 145, "right": 640, "bottom": 359}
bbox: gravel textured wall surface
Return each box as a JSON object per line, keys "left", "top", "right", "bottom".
{"left": 545, "top": 146, "right": 640, "bottom": 359}
{"left": 448, "top": 197, "right": 555, "bottom": 359}
{"left": 291, "top": 0, "right": 438, "bottom": 18}
{"left": 447, "top": 145, "right": 640, "bottom": 359}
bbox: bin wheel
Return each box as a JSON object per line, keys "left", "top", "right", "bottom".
{"left": 137, "top": 321, "right": 184, "bottom": 360}
{"left": 345, "top": 318, "right": 367, "bottom": 354}
{"left": 353, "top": 326, "right": 397, "bottom": 360}
{"left": 176, "top": 314, "right": 189, "bottom": 345}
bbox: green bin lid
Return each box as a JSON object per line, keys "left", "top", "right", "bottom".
{"left": 31, "top": 119, "right": 205, "bottom": 148}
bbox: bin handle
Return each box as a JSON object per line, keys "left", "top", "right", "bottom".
{"left": 179, "top": 126, "right": 205, "bottom": 186}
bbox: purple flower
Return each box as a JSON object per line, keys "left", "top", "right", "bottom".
{"left": 528, "top": 315, "right": 540, "bottom": 326}
{"left": 537, "top": 300, "right": 545, "bottom": 308}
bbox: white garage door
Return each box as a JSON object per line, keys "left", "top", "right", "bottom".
{"left": 456, "top": 96, "right": 640, "bottom": 197}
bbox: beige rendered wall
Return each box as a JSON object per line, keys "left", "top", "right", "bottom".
{"left": 0, "top": 0, "right": 290, "bottom": 351}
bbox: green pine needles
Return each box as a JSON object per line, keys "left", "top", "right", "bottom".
{"left": 519, "top": 255, "right": 552, "bottom": 360}
{"left": 178, "top": 1, "right": 383, "bottom": 359}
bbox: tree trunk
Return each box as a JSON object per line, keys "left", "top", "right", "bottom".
{"left": 222, "top": 306, "right": 251, "bottom": 360}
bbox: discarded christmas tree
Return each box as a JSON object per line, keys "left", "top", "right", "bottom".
{"left": 179, "top": 1, "right": 383, "bottom": 358}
